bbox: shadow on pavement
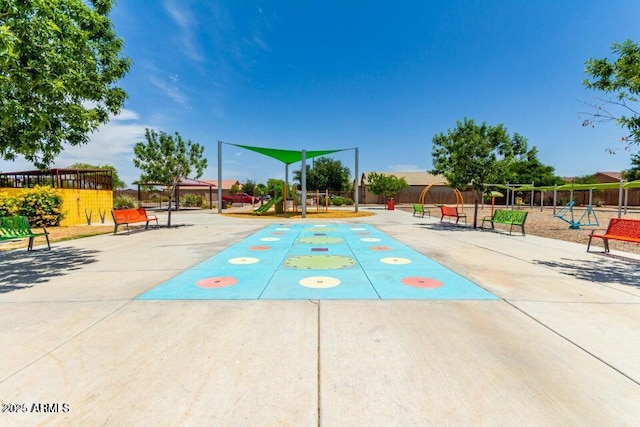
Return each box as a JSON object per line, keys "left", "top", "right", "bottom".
{"left": 0, "top": 247, "right": 99, "bottom": 293}
{"left": 534, "top": 256, "right": 640, "bottom": 288}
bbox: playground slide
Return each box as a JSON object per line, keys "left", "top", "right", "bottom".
{"left": 253, "top": 196, "right": 282, "bottom": 215}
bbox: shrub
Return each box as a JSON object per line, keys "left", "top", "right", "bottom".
{"left": 181, "top": 193, "right": 203, "bottom": 207}
{"left": 11, "top": 186, "right": 65, "bottom": 226}
{"left": 114, "top": 195, "right": 138, "bottom": 209}
{"left": 0, "top": 192, "right": 17, "bottom": 217}
{"left": 332, "top": 197, "right": 345, "bottom": 206}
{"left": 343, "top": 197, "right": 354, "bottom": 205}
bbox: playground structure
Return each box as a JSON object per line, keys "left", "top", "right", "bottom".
{"left": 553, "top": 200, "right": 599, "bottom": 229}
{"left": 418, "top": 182, "right": 465, "bottom": 210}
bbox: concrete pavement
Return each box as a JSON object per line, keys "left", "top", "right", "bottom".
{"left": 1, "top": 207, "right": 639, "bottom": 426}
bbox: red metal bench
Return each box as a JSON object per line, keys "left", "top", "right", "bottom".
{"left": 440, "top": 205, "right": 466, "bottom": 224}
{"left": 587, "top": 218, "right": 640, "bottom": 252}
{"left": 111, "top": 208, "right": 159, "bottom": 235}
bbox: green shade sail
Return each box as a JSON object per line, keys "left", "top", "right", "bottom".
{"left": 229, "top": 144, "right": 347, "bottom": 165}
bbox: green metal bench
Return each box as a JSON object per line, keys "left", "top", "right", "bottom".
{"left": 481, "top": 209, "right": 528, "bottom": 235}
{"left": 0, "top": 215, "right": 51, "bottom": 251}
{"left": 412, "top": 204, "right": 429, "bottom": 218}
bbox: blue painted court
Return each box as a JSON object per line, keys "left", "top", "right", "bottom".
{"left": 138, "top": 223, "right": 497, "bottom": 300}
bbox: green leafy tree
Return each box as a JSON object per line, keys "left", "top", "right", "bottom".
{"left": 431, "top": 118, "right": 528, "bottom": 228}
{"left": 229, "top": 183, "right": 240, "bottom": 196}
{"left": 69, "top": 162, "right": 127, "bottom": 189}
{"left": 582, "top": 39, "right": 640, "bottom": 151}
{"left": 571, "top": 174, "right": 597, "bottom": 184}
{"left": 623, "top": 153, "right": 640, "bottom": 181}
{"left": 0, "top": 0, "right": 131, "bottom": 168}
{"left": 241, "top": 179, "right": 257, "bottom": 196}
{"left": 293, "top": 157, "right": 351, "bottom": 191}
{"left": 133, "top": 129, "right": 207, "bottom": 227}
{"left": 265, "top": 178, "right": 291, "bottom": 199}
{"left": 508, "top": 147, "right": 564, "bottom": 187}
{"left": 366, "top": 173, "right": 409, "bottom": 206}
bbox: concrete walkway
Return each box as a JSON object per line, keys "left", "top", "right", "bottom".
{"left": 1, "top": 208, "right": 639, "bottom": 426}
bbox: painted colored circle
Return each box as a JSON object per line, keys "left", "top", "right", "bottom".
{"left": 299, "top": 276, "right": 341, "bottom": 288}
{"left": 304, "top": 227, "right": 337, "bottom": 233}
{"left": 313, "top": 224, "right": 328, "bottom": 227}
{"left": 249, "top": 245, "right": 271, "bottom": 251}
{"left": 401, "top": 277, "right": 443, "bottom": 289}
{"left": 311, "top": 247, "right": 329, "bottom": 252}
{"left": 298, "top": 236, "right": 343, "bottom": 244}
{"left": 380, "top": 257, "right": 412, "bottom": 265}
{"left": 260, "top": 237, "right": 280, "bottom": 241}
{"left": 276, "top": 227, "right": 290, "bottom": 231}
{"left": 196, "top": 276, "right": 238, "bottom": 288}
{"left": 284, "top": 255, "right": 356, "bottom": 269}
{"left": 361, "top": 237, "right": 381, "bottom": 242}
{"left": 356, "top": 232, "right": 370, "bottom": 236}
{"left": 270, "top": 231, "right": 285, "bottom": 235}
{"left": 369, "top": 246, "right": 392, "bottom": 251}
{"left": 350, "top": 227, "right": 365, "bottom": 231}
{"left": 228, "top": 257, "right": 260, "bottom": 265}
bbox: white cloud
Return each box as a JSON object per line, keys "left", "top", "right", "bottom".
{"left": 149, "top": 75, "right": 189, "bottom": 107}
{"left": 0, "top": 109, "right": 156, "bottom": 188}
{"left": 163, "top": 0, "right": 204, "bottom": 62}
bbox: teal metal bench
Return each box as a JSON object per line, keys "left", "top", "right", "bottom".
{"left": 0, "top": 215, "right": 51, "bottom": 251}
{"left": 412, "top": 204, "right": 429, "bottom": 218}
{"left": 481, "top": 209, "right": 528, "bottom": 235}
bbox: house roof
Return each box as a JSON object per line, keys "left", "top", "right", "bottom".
{"left": 360, "top": 171, "right": 447, "bottom": 186}
{"left": 594, "top": 171, "right": 622, "bottom": 182}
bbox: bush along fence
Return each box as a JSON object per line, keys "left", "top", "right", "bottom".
{"left": 0, "top": 186, "right": 65, "bottom": 227}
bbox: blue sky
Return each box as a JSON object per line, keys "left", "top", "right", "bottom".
{"left": 3, "top": 0, "right": 640, "bottom": 187}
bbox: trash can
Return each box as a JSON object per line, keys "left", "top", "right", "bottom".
{"left": 387, "top": 198, "right": 395, "bottom": 210}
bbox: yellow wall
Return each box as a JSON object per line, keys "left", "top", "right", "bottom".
{"left": 1, "top": 188, "right": 113, "bottom": 226}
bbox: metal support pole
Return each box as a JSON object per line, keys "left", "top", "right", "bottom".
{"left": 217, "top": 141, "right": 223, "bottom": 214}
{"left": 354, "top": 147, "right": 359, "bottom": 213}
{"left": 624, "top": 188, "right": 629, "bottom": 215}
{"left": 618, "top": 180, "right": 624, "bottom": 218}
{"left": 301, "top": 150, "right": 307, "bottom": 218}
{"left": 530, "top": 182, "right": 534, "bottom": 208}
{"left": 285, "top": 164, "right": 289, "bottom": 213}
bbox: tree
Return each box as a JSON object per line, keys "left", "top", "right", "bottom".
{"left": 582, "top": 39, "right": 640, "bottom": 151}
{"left": 293, "top": 157, "right": 351, "bottom": 191}
{"left": 229, "top": 183, "right": 240, "bottom": 196}
{"left": 69, "top": 162, "right": 127, "bottom": 190}
{"left": 431, "top": 118, "right": 528, "bottom": 228}
{"left": 241, "top": 179, "right": 257, "bottom": 196}
{"left": 133, "top": 129, "right": 207, "bottom": 227}
{"left": 622, "top": 153, "right": 640, "bottom": 181}
{"left": 0, "top": 0, "right": 131, "bottom": 168}
{"left": 508, "top": 148, "right": 564, "bottom": 187}
{"left": 366, "top": 173, "right": 409, "bottom": 206}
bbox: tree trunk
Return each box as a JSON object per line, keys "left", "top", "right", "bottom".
{"left": 473, "top": 189, "right": 480, "bottom": 229}
{"left": 166, "top": 196, "right": 172, "bottom": 228}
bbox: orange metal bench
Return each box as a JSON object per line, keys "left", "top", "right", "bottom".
{"left": 440, "top": 205, "right": 466, "bottom": 224}
{"left": 111, "top": 208, "right": 159, "bottom": 235}
{"left": 587, "top": 217, "right": 640, "bottom": 252}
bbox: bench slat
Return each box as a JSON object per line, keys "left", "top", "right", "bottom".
{"left": 481, "top": 209, "right": 527, "bottom": 235}
{"left": 587, "top": 218, "right": 640, "bottom": 252}
{"left": 0, "top": 215, "right": 50, "bottom": 251}
{"left": 111, "top": 208, "right": 159, "bottom": 234}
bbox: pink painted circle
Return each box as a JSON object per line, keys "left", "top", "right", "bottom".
{"left": 249, "top": 245, "right": 271, "bottom": 251}
{"left": 401, "top": 277, "right": 443, "bottom": 289}
{"left": 369, "top": 246, "right": 392, "bottom": 251}
{"left": 196, "top": 276, "right": 238, "bottom": 288}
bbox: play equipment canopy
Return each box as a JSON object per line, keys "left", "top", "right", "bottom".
{"left": 229, "top": 144, "right": 347, "bottom": 164}
{"left": 218, "top": 142, "right": 359, "bottom": 217}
